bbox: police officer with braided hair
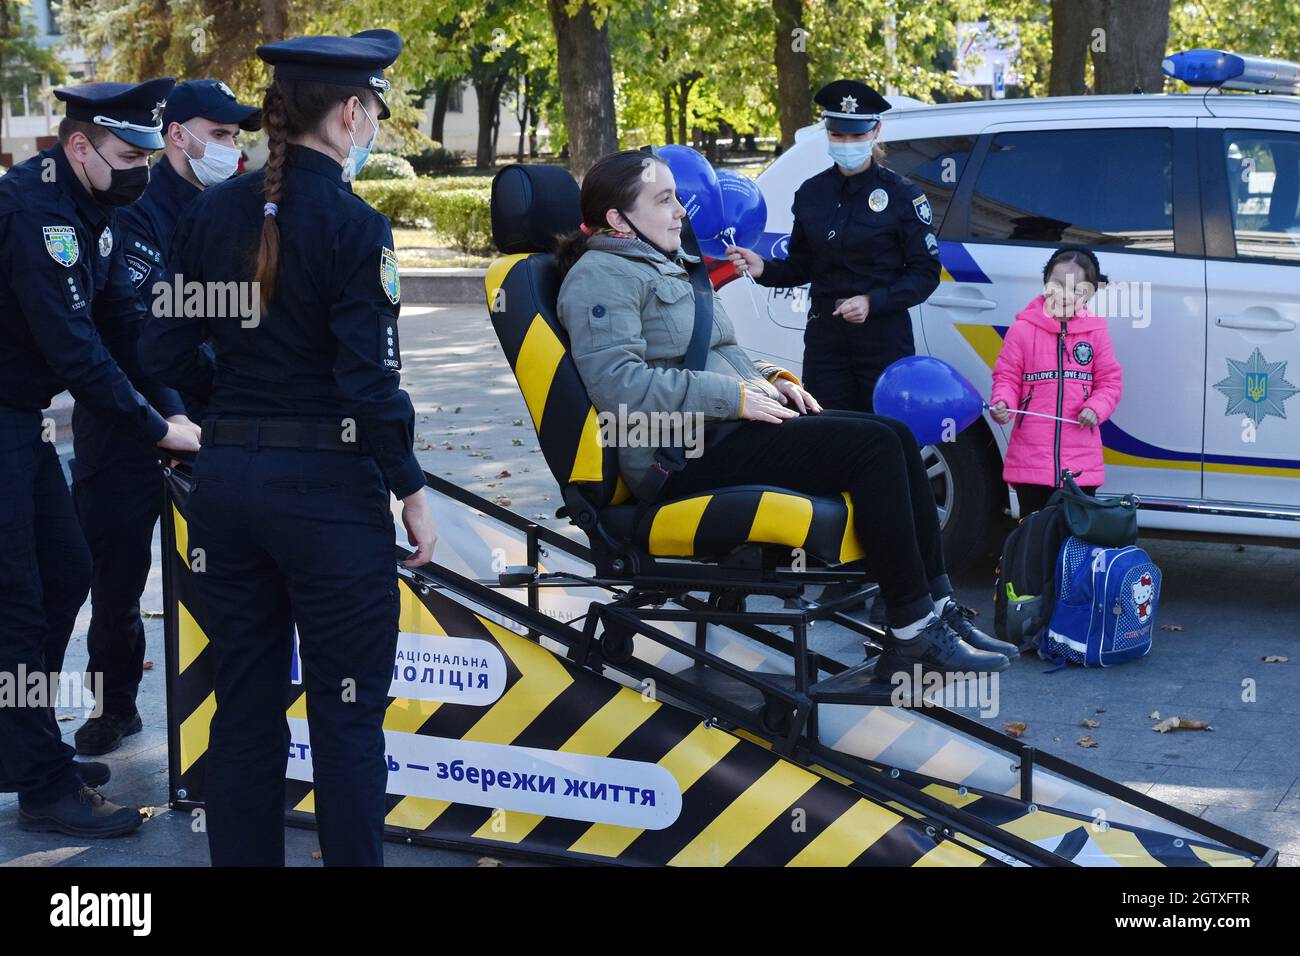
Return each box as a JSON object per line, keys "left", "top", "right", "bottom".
{"left": 139, "top": 31, "right": 437, "bottom": 866}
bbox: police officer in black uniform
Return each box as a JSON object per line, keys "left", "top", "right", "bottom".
{"left": 140, "top": 30, "right": 437, "bottom": 867}
{"left": 0, "top": 78, "right": 200, "bottom": 837}
{"left": 728, "top": 80, "right": 942, "bottom": 412}
{"left": 72, "top": 80, "right": 261, "bottom": 758}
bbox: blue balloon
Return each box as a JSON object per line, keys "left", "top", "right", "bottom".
{"left": 872, "top": 356, "right": 985, "bottom": 445}
{"left": 656, "top": 144, "right": 725, "bottom": 241}
{"left": 698, "top": 170, "right": 768, "bottom": 258}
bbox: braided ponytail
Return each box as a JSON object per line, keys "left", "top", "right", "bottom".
{"left": 255, "top": 83, "right": 288, "bottom": 311}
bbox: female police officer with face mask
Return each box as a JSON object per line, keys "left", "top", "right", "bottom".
{"left": 727, "top": 80, "right": 941, "bottom": 412}
{"left": 140, "top": 30, "right": 437, "bottom": 866}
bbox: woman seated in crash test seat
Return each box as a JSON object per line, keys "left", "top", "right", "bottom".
{"left": 553, "top": 149, "right": 1018, "bottom": 678}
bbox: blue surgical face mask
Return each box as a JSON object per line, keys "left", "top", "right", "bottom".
{"left": 343, "top": 102, "right": 379, "bottom": 182}
{"left": 827, "top": 140, "right": 873, "bottom": 171}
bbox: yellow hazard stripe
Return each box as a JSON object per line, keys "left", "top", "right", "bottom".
{"left": 569, "top": 722, "right": 739, "bottom": 858}
{"left": 172, "top": 503, "right": 188, "bottom": 563}
{"left": 748, "top": 491, "right": 813, "bottom": 549}
{"left": 571, "top": 406, "right": 604, "bottom": 483}
{"left": 838, "top": 492, "right": 865, "bottom": 564}
{"left": 515, "top": 315, "right": 565, "bottom": 432}
{"left": 472, "top": 688, "right": 662, "bottom": 843}
{"left": 669, "top": 761, "right": 817, "bottom": 866}
{"left": 787, "top": 799, "right": 902, "bottom": 866}
{"left": 484, "top": 254, "right": 529, "bottom": 312}
{"left": 177, "top": 600, "right": 207, "bottom": 674}
{"left": 179, "top": 691, "right": 216, "bottom": 775}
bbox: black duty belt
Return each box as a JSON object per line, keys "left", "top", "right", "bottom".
{"left": 200, "top": 418, "right": 365, "bottom": 453}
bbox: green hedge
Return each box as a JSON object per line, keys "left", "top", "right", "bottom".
{"left": 354, "top": 179, "right": 493, "bottom": 253}
{"left": 355, "top": 152, "right": 416, "bottom": 180}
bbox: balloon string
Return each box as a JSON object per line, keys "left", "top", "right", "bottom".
{"left": 723, "top": 225, "right": 766, "bottom": 321}
{"left": 983, "top": 402, "right": 1083, "bottom": 426}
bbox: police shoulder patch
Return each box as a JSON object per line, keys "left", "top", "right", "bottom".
{"left": 124, "top": 253, "right": 152, "bottom": 289}
{"left": 912, "top": 193, "right": 933, "bottom": 226}
{"left": 43, "top": 225, "right": 80, "bottom": 267}
{"left": 380, "top": 246, "right": 400, "bottom": 304}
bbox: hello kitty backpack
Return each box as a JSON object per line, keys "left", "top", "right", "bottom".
{"left": 1039, "top": 537, "right": 1160, "bottom": 668}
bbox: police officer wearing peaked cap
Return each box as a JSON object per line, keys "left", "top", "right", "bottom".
{"left": 726, "top": 80, "right": 1018, "bottom": 661}
{"left": 70, "top": 79, "right": 261, "bottom": 761}
{"left": 139, "top": 29, "right": 438, "bottom": 867}
{"left": 728, "top": 79, "right": 942, "bottom": 412}
{"left": 0, "top": 77, "right": 201, "bottom": 838}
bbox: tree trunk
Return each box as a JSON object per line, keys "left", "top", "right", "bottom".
{"left": 473, "top": 76, "right": 500, "bottom": 169}
{"left": 1049, "top": 0, "right": 1092, "bottom": 96}
{"left": 546, "top": 0, "right": 618, "bottom": 177}
{"left": 259, "top": 0, "right": 288, "bottom": 43}
{"left": 662, "top": 87, "right": 674, "bottom": 144}
{"left": 430, "top": 79, "right": 452, "bottom": 144}
{"left": 772, "top": 0, "right": 812, "bottom": 149}
{"left": 1090, "top": 0, "right": 1171, "bottom": 94}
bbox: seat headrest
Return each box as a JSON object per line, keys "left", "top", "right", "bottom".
{"left": 491, "top": 164, "right": 582, "bottom": 254}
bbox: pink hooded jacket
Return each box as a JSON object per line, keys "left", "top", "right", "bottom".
{"left": 990, "top": 295, "right": 1123, "bottom": 488}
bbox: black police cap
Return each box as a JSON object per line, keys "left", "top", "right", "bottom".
{"left": 814, "top": 79, "right": 890, "bottom": 134}
{"left": 257, "top": 29, "right": 402, "bottom": 120}
{"left": 163, "top": 79, "right": 261, "bottom": 132}
{"left": 54, "top": 77, "right": 176, "bottom": 149}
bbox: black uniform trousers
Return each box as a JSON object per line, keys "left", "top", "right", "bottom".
{"left": 186, "top": 442, "right": 399, "bottom": 866}
{"left": 72, "top": 459, "right": 162, "bottom": 719}
{"left": 0, "top": 409, "right": 90, "bottom": 804}
{"left": 660, "top": 408, "right": 952, "bottom": 628}
{"left": 801, "top": 302, "right": 916, "bottom": 414}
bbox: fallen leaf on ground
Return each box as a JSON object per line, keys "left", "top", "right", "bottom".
{"left": 1149, "top": 710, "right": 1161, "bottom": 719}
{"left": 1081, "top": 718, "right": 1099, "bottom": 728}
{"left": 142, "top": 610, "right": 163, "bottom": 618}
{"left": 1160, "top": 624, "right": 1184, "bottom": 632}
{"left": 1076, "top": 736, "right": 1099, "bottom": 748}
{"left": 478, "top": 857, "right": 502, "bottom": 867}
{"left": 1004, "top": 721, "right": 1027, "bottom": 738}
{"left": 1095, "top": 708, "right": 1106, "bottom": 714}
{"left": 1153, "top": 716, "right": 1213, "bottom": 733}
{"left": 311, "top": 851, "right": 322, "bottom": 860}
{"left": 493, "top": 496, "right": 512, "bottom": 506}
{"left": 143, "top": 661, "right": 153, "bottom": 670}
{"left": 511, "top": 439, "right": 523, "bottom": 446}
{"left": 497, "top": 469, "right": 511, "bottom": 478}
{"left": 1263, "top": 655, "right": 1289, "bottom": 663}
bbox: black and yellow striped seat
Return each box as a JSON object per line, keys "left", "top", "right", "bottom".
{"left": 485, "top": 164, "right": 865, "bottom": 570}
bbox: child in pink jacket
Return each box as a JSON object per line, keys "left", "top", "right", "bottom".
{"left": 989, "top": 246, "right": 1123, "bottom": 516}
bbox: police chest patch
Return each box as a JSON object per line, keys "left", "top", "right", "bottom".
{"left": 124, "top": 254, "right": 152, "bottom": 289}
{"left": 868, "top": 188, "right": 889, "bottom": 212}
{"left": 380, "top": 246, "right": 400, "bottom": 304}
{"left": 43, "top": 226, "right": 79, "bottom": 267}
{"left": 1073, "top": 341, "right": 1094, "bottom": 365}
{"left": 912, "top": 194, "right": 933, "bottom": 225}
{"left": 99, "top": 227, "right": 113, "bottom": 257}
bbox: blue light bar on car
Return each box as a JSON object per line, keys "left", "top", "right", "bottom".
{"left": 1162, "top": 49, "right": 1300, "bottom": 94}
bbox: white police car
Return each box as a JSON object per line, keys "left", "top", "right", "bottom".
{"left": 719, "top": 50, "right": 1300, "bottom": 562}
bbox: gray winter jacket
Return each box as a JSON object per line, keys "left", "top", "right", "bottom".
{"left": 556, "top": 234, "right": 795, "bottom": 500}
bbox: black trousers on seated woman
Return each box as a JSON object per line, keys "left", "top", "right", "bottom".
{"left": 659, "top": 408, "right": 952, "bottom": 629}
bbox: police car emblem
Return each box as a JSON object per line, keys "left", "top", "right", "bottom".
{"left": 1214, "top": 347, "right": 1298, "bottom": 428}
{"left": 912, "top": 194, "right": 933, "bottom": 225}
{"left": 1073, "top": 341, "right": 1094, "bottom": 365}
{"left": 380, "top": 246, "right": 400, "bottom": 304}
{"left": 43, "top": 226, "right": 79, "bottom": 267}
{"left": 99, "top": 227, "right": 113, "bottom": 257}
{"left": 868, "top": 188, "right": 889, "bottom": 212}
{"left": 125, "top": 254, "right": 151, "bottom": 288}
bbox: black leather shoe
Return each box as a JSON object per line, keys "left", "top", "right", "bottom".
{"left": 74, "top": 710, "right": 143, "bottom": 756}
{"left": 18, "top": 785, "right": 143, "bottom": 838}
{"left": 74, "top": 761, "right": 111, "bottom": 788}
{"left": 941, "top": 601, "right": 1020, "bottom": 659}
{"left": 873, "top": 616, "right": 1010, "bottom": 678}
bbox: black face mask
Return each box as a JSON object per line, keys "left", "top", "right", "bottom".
{"left": 84, "top": 141, "right": 150, "bottom": 207}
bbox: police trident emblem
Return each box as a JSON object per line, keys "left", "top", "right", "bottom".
{"left": 1214, "top": 348, "right": 1297, "bottom": 427}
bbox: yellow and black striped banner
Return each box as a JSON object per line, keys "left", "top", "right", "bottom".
{"left": 162, "top": 471, "right": 994, "bottom": 866}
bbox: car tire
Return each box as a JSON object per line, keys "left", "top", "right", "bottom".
{"left": 924, "top": 430, "right": 997, "bottom": 573}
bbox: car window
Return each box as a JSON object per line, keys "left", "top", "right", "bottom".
{"left": 1223, "top": 129, "right": 1300, "bottom": 263}
{"left": 962, "top": 128, "right": 1175, "bottom": 251}
{"left": 880, "top": 135, "right": 978, "bottom": 232}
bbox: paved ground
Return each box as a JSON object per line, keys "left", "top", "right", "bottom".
{"left": 3, "top": 302, "right": 1297, "bottom": 867}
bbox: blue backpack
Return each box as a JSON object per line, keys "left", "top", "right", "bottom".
{"left": 1039, "top": 536, "right": 1160, "bottom": 668}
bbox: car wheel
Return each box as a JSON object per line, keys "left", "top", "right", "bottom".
{"left": 922, "top": 430, "right": 995, "bottom": 573}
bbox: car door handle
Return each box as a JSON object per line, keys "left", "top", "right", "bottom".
{"left": 927, "top": 294, "right": 998, "bottom": 311}
{"left": 1216, "top": 315, "right": 1297, "bottom": 332}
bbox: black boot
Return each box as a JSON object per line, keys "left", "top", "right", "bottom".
{"left": 873, "top": 616, "right": 1011, "bottom": 679}
{"left": 18, "top": 785, "right": 144, "bottom": 838}
{"left": 74, "top": 709, "right": 143, "bottom": 756}
{"left": 74, "top": 761, "right": 111, "bottom": 788}
{"left": 940, "top": 600, "right": 1020, "bottom": 659}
